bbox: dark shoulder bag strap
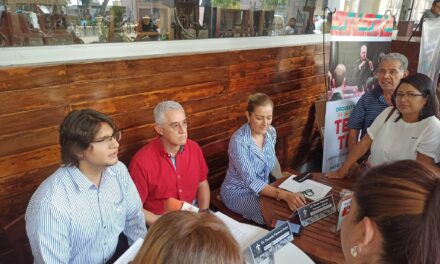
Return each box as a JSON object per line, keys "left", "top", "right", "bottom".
{"left": 384, "top": 107, "right": 396, "bottom": 123}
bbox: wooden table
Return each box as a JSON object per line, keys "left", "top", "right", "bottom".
{"left": 260, "top": 172, "right": 355, "bottom": 264}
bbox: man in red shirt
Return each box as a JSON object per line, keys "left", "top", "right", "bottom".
{"left": 129, "top": 101, "right": 210, "bottom": 225}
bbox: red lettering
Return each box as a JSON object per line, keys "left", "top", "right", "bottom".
{"left": 335, "top": 118, "right": 349, "bottom": 134}
{"left": 338, "top": 134, "right": 349, "bottom": 150}
{"left": 334, "top": 119, "right": 343, "bottom": 134}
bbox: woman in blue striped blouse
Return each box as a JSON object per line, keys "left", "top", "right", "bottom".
{"left": 220, "top": 93, "right": 306, "bottom": 224}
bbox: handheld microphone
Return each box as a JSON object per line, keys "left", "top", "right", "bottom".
{"left": 164, "top": 198, "right": 199, "bottom": 213}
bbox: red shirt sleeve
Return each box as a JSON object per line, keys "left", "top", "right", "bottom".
{"left": 128, "top": 157, "right": 149, "bottom": 204}
{"left": 196, "top": 143, "right": 208, "bottom": 182}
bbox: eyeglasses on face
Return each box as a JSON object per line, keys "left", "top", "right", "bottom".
{"left": 393, "top": 92, "right": 425, "bottom": 100}
{"left": 91, "top": 130, "right": 122, "bottom": 144}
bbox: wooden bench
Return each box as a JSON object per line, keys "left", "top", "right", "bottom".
{"left": 210, "top": 188, "right": 246, "bottom": 222}
{"left": 2, "top": 214, "right": 33, "bottom": 264}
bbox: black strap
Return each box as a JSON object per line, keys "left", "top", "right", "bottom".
{"left": 384, "top": 107, "right": 396, "bottom": 123}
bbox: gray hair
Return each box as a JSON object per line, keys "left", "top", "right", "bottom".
{"left": 154, "top": 101, "right": 184, "bottom": 124}
{"left": 379, "top": 53, "right": 408, "bottom": 72}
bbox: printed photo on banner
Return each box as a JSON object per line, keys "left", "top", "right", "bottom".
{"left": 327, "top": 42, "right": 390, "bottom": 101}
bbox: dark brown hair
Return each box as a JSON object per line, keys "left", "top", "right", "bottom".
{"left": 59, "top": 109, "right": 117, "bottom": 167}
{"left": 354, "top": 160, "right": 440, "bottom": 264}
{"left": 246, "top": 93, "right": 274, "bottom": 113}
{"left": 133, "top": 211, "right": 244, "bottom": 264}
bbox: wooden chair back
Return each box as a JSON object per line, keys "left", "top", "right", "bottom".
{"left": 3, "top": 214, "right": 33, "bottom": 264}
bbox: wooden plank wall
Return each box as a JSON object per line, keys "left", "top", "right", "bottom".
{"left": 0, "top": 44, "right": 328, "bottom": 258}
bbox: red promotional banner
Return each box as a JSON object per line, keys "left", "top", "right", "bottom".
{"left": 330, "top": 11, "right": 393, "bottom": 38}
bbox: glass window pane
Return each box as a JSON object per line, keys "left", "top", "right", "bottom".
{"left": 1, "top": 0, "right": 370, "bottom": 47}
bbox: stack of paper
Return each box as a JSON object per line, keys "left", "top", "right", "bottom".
{"left": 214, "top": 211, "right": 267, "bottom": 250}
{"left": 278, "top": 175, "right": 332, "bottom": 201}
{"left": 114, "top": 238, "right": 144, "bottom": 264}
{"left": 214, "top": 212, "right": 314, "bottom": 264}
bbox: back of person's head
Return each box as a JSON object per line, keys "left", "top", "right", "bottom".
{"left": 247, "top": 93, "right": 274, "bottom": 113}
{"left": 288, "top": 17, "right": 296, "bottom": 25}
{"left": 379, "top": 53, "right": 408, "bottom": 72}
{"left": 365, "top": 76, "right": 377, "bottom": 92}
{"left": 330, "top": 92, "right": 342, "bottom": 101}
{"left": 133, "top": 211, "right": 244, "bottom": 264}
{"left": 59, "top": 109, "right": 117, "bottom": 167}
{"left": 154, "top": 100, "right": 184, "bottom": 124}
{"left": 391, "top": 73, "right": 439, "bottom": 119}
{"left": 353, "top": 160, "right": 440, "bottom": 264}
{"left": 333, "top": 64, "right": 346, "bottom": 87}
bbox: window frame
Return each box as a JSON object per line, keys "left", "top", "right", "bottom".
{"left": 0, "top": 34, "right": 329, "bottom": 67}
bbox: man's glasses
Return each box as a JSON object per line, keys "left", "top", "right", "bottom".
{"left": 393, "top": 92, "right": 425, "bottom": 100}
{"left": 91, "top": 131, "right": 122, "bottom": 144}
{"left": 301, "top": 189, "right": 315, "bottom": 197}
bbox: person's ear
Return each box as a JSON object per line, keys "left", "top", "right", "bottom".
{"left": 403, "top": 70, "right": 409, "bottom": 78}
{"left": 245, "top": 111, "right": 251, "bottom": 123}
{"left": 154, "top": 124, "right": 164, "bottom": 136}
{"left": 342, "top": 78, "right": 346, "bottom": 87}
{"left": 357, "top": 216, "right": 378, "bottom": 255}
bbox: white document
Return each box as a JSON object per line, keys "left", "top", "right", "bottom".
{"left": 214, "top": 211, "right": 267, "bottom": 250}
{"left": 336, "top": 198, "right": 352, "bottom": 232}
{"left": 278, "top": 175, "right": 332, "bottom": 201}
{"left": 181, "top": 201, "right": 199, "bottom": 213}
{"left": 114, "top": 238, "right": 144, "bottom": 264}
{"left": 214, "top": 212, "right": 314, "bottom": 264}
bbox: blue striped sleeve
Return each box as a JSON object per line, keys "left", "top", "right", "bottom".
{"left": 118, "top": 164, "right": 147, "bottom": 245}
{"left": 228, "top": 137, "right": 267, "bottom": 194}
{"left": 26, "top": 203, "right": 70, "bottom": 264}
{"left": 347, "top": 95, "right": 366, "bottom": 130}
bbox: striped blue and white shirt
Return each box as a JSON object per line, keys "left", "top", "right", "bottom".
{"left": 347, "top": 86, "right": 388, "bottom": 138}
{"left": 220, "top": 123, "right": 276, "bottom": 224}
{"left": 25, "top": 161, "right": 147, "bottom": 264}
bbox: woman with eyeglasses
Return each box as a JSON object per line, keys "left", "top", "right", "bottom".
{"left": 328, "top": 73, "right": 440, "bottom": 178}
{"left": 220, "top": 93, "right": 306, "bottom": 224}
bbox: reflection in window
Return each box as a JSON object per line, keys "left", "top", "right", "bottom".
{"left": 0, "top": 0, "right": 404, "bottom": 47}
{"left": 399, "top": 0, "right": 431, "bottom": 25}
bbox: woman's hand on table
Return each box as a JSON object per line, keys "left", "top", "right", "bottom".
{"left": 280, "top": 190, "right": 307, "bottom": 211}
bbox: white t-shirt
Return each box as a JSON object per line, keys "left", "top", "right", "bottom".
{"left": 367, "top": 106, "right": 440, "bottom": 166}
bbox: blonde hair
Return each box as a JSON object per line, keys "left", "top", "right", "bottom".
{"left": 246, "top": 93, "right": 273, "bottom": 113}
{"left": 133, "top": 211, "right": 244, "bottom": 264}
